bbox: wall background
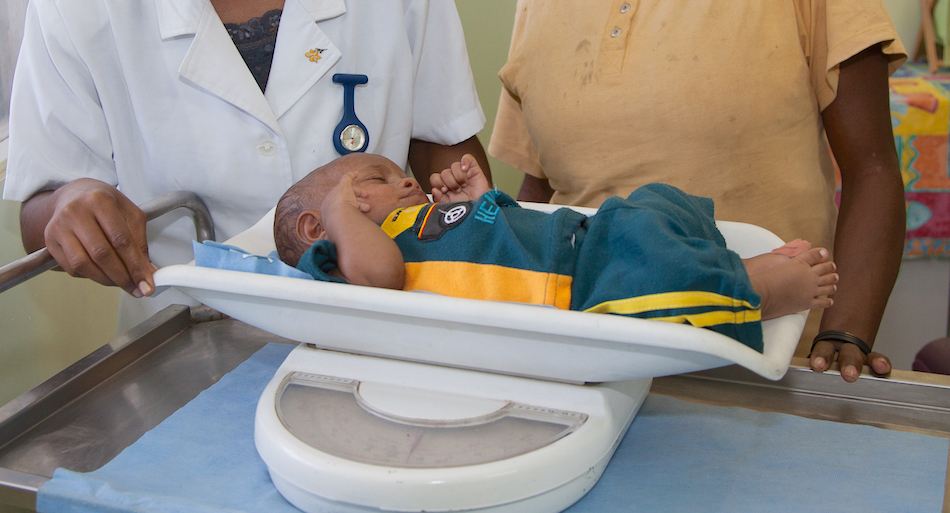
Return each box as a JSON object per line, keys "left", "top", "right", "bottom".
{"left": 0, "top": 0, "right": 935, "bottom": 406}
{"left": 454, "top": 0, "right": 520, "bottom": 196}
{"left": 0, "top": 186, "right": 120, "bottom": 406}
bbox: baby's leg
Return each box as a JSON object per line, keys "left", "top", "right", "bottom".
{"left": 749, "top": 248, "right": 838, "bottom": 320}
{"left": 743, "top": 239, "right": 812, "bottom": 276}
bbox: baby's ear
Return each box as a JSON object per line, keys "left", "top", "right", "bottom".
{"left": 297, "top": 210, "right": 325, "bottom": 243}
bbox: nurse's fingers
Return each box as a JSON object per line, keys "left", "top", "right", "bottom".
{"left": 44, "top": 183, "right": 153, "bottom": 297}
{"left": 92, "top": 199, "right": 154, "bottom": 296}
{"left": 45, "top": 231, "right": 117, "bottom": 289}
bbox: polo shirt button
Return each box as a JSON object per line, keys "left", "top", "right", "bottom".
{"left": 611, "top": 27, "right": 622, "bottom": 37}
{"left": 258, "top": 141, "right": 277, "bottom": 156}
{"left": 620, "top": 3, "right": 631, "bottom": 13}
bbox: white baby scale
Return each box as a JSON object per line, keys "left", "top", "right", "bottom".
{"left": 153, "top": 203, "right": 807, "bottom": 513}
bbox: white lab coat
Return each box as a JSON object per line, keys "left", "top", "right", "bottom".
{"left": 4, "top": 0, "right": 485, "bottom": 330}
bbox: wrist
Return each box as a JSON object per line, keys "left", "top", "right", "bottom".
{"left": 811, "top": 330, "right": 871, "bottom": 356}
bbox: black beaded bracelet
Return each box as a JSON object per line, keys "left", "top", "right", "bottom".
{"left": 811, "top": 330, "right": 872, "bottom": 356}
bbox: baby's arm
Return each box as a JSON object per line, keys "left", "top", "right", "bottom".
{"left": 322, "top": 172, "right": 405, "bottom": 289}
{"left": 431, "top": 154, "right": 492, "bottom": 202}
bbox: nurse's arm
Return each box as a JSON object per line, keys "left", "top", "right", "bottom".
{"left": 408, "top": 135, "right": 491, "bottom": 193}
{"left": 813, "top": 43, "right": 904, "bottom": 382}
{"left": 517, "top": 174, "right": 555, "bottom": 203}
{"left": 19, "top": 179, "right": 156, "bottom": 298}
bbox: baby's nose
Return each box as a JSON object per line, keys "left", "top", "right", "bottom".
{"left": 401, "top": 177, "right": 421, "bottom": 189}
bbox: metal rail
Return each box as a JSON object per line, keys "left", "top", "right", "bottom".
{"left": 0, "top": 191, "right": 214, "bottom": 293}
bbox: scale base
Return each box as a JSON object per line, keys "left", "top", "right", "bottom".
{"left": 269, "top": 445, "right": 618, "bottom": 513}
{"left": 256, "top": 346, "right": 651, "bottom": 513}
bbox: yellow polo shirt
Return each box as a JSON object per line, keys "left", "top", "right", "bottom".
{"left": 489, "top": 0, "right": 906, "bottom": 352}
{"left": 491, "top": 0, "right": 906, "bottom": 246}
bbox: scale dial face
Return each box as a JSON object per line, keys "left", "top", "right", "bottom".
{"left": 275, "top": 372, "right": 587, "bottom": 469}
{"left": 340, "top": 125, "right": 366, "bottom": 152}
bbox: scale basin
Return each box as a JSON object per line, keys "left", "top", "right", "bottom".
{"left": 154, "top": 203, "right": 806, "bottom": 384}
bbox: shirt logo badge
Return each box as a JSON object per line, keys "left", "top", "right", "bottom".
{"left": 442, "top": 204, "right": 469, "bottom": 225}
{"left": 417, "top": 202, "right": 472, "bottom": 241}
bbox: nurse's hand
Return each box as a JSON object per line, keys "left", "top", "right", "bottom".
{"left": 19, "top": 178, "right": 156, "bottom": 298}
{"left": 809, "top": 341, "right": 892, "bottom": 382}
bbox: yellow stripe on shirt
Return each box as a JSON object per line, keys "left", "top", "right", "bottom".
{"left": 648, "top": 309, "right": 762, "bottom": 328}
{"left": 404, "top": 261, "right": 572, "bottom": 309}
{"left": 381, "top": 204, "right": 426, "bottom": 238}
{"left": 583, "top": 290, "right": 759, "bottom": 322}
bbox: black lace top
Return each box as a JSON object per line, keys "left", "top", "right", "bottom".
{"left": 225, "top": 9, "right": 282, "bottom": 92}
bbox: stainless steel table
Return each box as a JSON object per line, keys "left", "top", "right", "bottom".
{"left": 2, "top": 305, "right": 949, "bottom": 512}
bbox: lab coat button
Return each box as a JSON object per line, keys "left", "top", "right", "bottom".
{"left": 258, "top": 141, "right": 277, "bottom": 156}
{"left": 611, "top": 27, "right": 622, "bottom": 37}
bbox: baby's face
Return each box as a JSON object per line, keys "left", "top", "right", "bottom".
{"left": 337, "top": 154, "right": 429, "bottom": 224}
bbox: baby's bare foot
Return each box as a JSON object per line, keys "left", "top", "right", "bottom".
{"left": 750, "top": 248, "right": 838, "bottom": 320}
{"left": 744, "top": 239, "right": 814, "bottom": 276}
{"left": 770, "top": 239, "right": 812, "bottom": 258}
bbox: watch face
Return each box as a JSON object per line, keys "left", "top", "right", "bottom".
{"left": 341, "top": 125, "right": 366, "bottom": 152}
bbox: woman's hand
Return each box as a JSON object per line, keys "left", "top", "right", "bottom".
{"left": 21, "top": 178, "right": 156, "bottom": 297}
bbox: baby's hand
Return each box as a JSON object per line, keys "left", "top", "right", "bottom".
{"left": 431, "top": 154, "right": 491, "bottom": 202}
{"left": 322, "top": 171, "right": 370, "bottom": 216}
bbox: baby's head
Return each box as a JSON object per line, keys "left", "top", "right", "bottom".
{"left": 274, "top": 153, "right": 427, "bottom": 266}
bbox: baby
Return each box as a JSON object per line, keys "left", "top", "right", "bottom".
{"left": 274, "top": 153, "right": 837, "bottom": 352}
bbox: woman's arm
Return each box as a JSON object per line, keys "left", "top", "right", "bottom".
{"left": 517, "top": 174, "right": 555, "bottom": 203}
{"left": 815, "top": 44, "right": 905, "bottom": 381}
{"left": 321, "top": 173, "right": 406, "bottom": 289}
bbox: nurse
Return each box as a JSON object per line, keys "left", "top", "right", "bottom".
{"left": 3, "top": 0, "right": 489, "bottom": 330}
{"left": 488, "top": 0, "right": 906, "bottom": 383}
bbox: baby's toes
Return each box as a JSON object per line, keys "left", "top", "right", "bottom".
{"left": 811, "top": 297, "right": 834, "bottom": 310}
{"left": 795, "top": 247, "right": 830, "bottom": 267}
{"left": 811, "top": 260, "right": 836, "bottom": 276}
{"left": 816, "top": 282, "right": 837, "bottom": 297}
{"left": 817, "top": 271, "right": 838, "bottom": 286}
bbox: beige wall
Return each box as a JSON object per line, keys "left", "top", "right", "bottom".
{"left": 884, "top": 0, "right": 922, "bottom": 48}
{"left": 455, "top": 0, "right": 521, "bottom": 196}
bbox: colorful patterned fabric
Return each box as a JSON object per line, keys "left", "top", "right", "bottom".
{"left": 886, "top": 61, "right": 950, "bottom": 257}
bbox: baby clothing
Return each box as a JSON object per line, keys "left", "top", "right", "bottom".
{"left": 297, "top": 184, "right": 763, "bottom": 351}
